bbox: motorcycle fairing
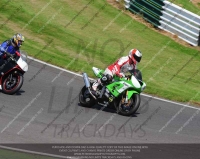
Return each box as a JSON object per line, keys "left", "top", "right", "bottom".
{"left": 92, "top": 67, "right": 103, "bottom": 78}
{"left": 93, "top": 67, "right": 145, "bottom": 99}
{"left": 17, "top": 56, "right": 28, "bottom": 72}
{"left": 106, "top": 80, "right": 142, "bottom": 99}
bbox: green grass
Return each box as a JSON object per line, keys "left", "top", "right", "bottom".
{"left": 0, "top": 0, "right": 199, "bottom": 106}
{"left": 0, "top": 148, "right": 57, "bottom": 159}
{"left": 169, "top": 0, "right": 200, "bottom": 15}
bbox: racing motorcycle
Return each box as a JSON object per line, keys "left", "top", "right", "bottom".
{"left": 0, "top": 51, "right": 28, "bottom": 95}
{"left": 79, "top": 67, "right": 146, "bottom": 116}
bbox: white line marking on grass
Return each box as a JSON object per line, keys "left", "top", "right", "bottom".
{"left": 103, "top": 10, "right": 124, "bottom": 31}
{"left": 37, "top": 7, "right": 63, "bottom": 33}
{"left": 1, "top": 92, "right": 42, "bottom": 133}
{"left": 22, "top": 0, "right": 53, "bottom": 30}
{"left": 51, "top": 41, "right": 92, "bottom": 83}
{"left": 120, "top": 19, "right": 133, "bottom": 33}
{"left": 140, "top": 41, "right": 171, "bottom": 72}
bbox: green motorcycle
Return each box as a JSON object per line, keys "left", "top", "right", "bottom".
{"left": 79, "top": 67, "right": 146, "bottom": 116}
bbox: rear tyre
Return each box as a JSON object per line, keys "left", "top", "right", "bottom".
{"left": 2, "top": 72, "right": 23, "bottom": 95}
{"left": 79, "top": 86, "right": 95, "bottom": 107}
{"left": 115, "top": 93, "right": 140, "bottom": 116}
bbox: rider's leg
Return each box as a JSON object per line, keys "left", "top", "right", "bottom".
{"left": 0, "top": 58, "right": 5, "bottom": 70}
{"left": 92, "top": 68, "right": 113, "bottom": 91}
{"left": 92, "top": 79, "right": 101, "bottom": 91}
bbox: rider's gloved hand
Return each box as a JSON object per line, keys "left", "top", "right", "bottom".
{"left": 15, "top": 51, "right": 20, "bottom": 56}
{"left": 4, "top": 52, "right": 16, "bottom": 62}
{"left": 2, "top": 52, "right": 10, "bottom": 59}
{"left": 117, "top": 73, "right": 125, "bottom": 78}
{"left": 5, "top": 52, "right": 11, "bottom": 57}
{"left": 126, "top": 75, "right": 132, "bottom": 79}
{"left": 2, "top": 53, "right": 7, "bottom": 59}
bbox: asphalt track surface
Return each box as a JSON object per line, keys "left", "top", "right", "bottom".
{"left": 0, "top": 58, "right": 200, "bottom": 158}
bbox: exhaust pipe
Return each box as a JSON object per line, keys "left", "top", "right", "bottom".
{"left": 82, "top": 73, "right": 97, "bottom": 100}
{"left": 83, "top": 73, "right": 91, "bottom": 88}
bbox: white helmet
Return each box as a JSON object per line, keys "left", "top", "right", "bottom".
{"left": 129, "top": 49, "right": 142, "bottom": 63}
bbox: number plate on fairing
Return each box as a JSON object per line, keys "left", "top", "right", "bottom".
{"left": 117, "top": 82, "right": 131, "bottom": 93}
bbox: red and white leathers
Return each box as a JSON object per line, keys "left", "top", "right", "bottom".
{"left": 92, "top": 56, "right": 137, "bottom": 91}
{"left": 105, "top": 56, "right": 137, "bottom": 78}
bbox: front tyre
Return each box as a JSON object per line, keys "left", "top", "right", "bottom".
{"left": 115, "top": 94, "right": 141, "bottom": 116}
{"left": 2, "top": 73, "right": 24, "bottom": 95}
{"left": 79, "top": 86, "right": 95, "bottom": 107}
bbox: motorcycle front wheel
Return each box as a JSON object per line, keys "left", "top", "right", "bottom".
{"left": 2, "top": 72, "right": 23, "bottom": 95}
{"left": 115, "top": 93, "right": 141, "bottom": 116}
{"left": 79, "top": 85, "right": 95, "bottom": 107}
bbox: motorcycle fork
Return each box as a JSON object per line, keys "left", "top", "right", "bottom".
{"left": 125, "top": 90, "right": 129, "bottom": 104}
{"left": 124, "top": 77, "right": 130, "bottom": 104}
{"left": 120, "top": 90, "right": 129, "bottom": 105}
{"left": 8, "top": 74, "right": 13, "bottom": 82}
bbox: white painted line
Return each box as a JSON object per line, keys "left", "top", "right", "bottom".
{"left": 17, "top": 108, "right": 43, "bottom": 135}
{"left": 0, "top": 145, "right": 77, "bottom": 159}
{"left": 67, "top": 77, "right": 75, "bottom": 85}
{"left": 22, "top": 0, "right": 53, "bottom": 30}
{"left": 140, "top": 41, "right": 171, "bottom": 72}
{"left": 120, "top": 19, "right": 133, "bottom": 33}
{"left": 51, "top": 70, "right": 63, "bottom": 83}
{"left": 175, "top": 109, "right": 200, "bottom": 134}
{"left": 159, "top": 107, "right": 185, "bottom": 132}
{"left": 1, "top": 92, "right": 41, "bottom": 133}
{"left": 28, "top": 56, "right": 199, "bottom": 110}
{"left": 141, "top": 93, "right": 200, "bottom": 110}
{"left": 28, "top": 56, "right": 82, "bottom": 77}
{"left": 50, "top": 41, "right": 92, "bottom": 83}
{"left": 103, "top": 10, "right": 124, "bottom": 31}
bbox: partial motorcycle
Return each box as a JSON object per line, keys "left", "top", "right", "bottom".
{"left": 79, "top": 67, "right": 146, "bottom": 116}
{"left": 0, "top": 51, "right": 28, "bottom": 94}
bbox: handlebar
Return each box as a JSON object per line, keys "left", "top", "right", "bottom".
{"left": 4, "top": 52, "right": 17, "bottom": 62}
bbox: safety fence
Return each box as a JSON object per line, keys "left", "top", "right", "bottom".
{"left": 124, "top": 0, "right": 200, "bottom": 46}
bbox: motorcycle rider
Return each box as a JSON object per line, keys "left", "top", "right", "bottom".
{"left": 0, "top": 33, "right": 25, "bottom": 68}
{"left": 92, "top": 49, "right": 142, "bottom": 92}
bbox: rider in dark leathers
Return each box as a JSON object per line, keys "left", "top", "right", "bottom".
{"left": 0, "top": 33, "right": 25, "bottom": 68}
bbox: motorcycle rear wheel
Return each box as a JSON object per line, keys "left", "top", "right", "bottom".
{"left": 2, "top": 72, "right": 23, "bottom": 95}
{"left": 79, "top": 86, "right": 95, "bottom": 107}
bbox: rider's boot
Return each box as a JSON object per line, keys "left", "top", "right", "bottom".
{"left": 92, "top": 79, "right": 101, "bottom": 91}
{"left": 91, "top": 79, "right": 101, "bottom": 97}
